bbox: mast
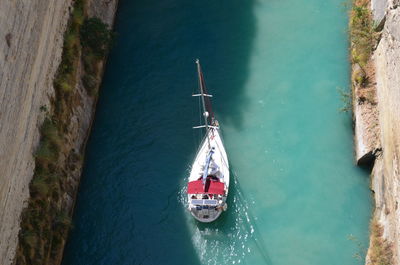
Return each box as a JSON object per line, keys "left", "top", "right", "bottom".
{"left": 195, "top": 59, "right": 211, "bottom": 149}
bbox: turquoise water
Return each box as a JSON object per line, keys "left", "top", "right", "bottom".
{"left": 62, "top": 0, "right": 371, "bottom": 264}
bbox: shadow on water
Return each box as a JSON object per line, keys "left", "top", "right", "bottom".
{"left": 62, "top": 0, "right": 256, "bottom": 264}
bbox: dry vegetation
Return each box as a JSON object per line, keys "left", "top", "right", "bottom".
{"left": 349, "top": 0, "right": 379, "bottom": 105}
{"left": 341, "top": 0, "right": 378, "bottom": 112}
{"left": 14, "top": 0, "right": 112, "bottom": 264}
{"left": 349, "top": 0, "right": 376, "bottom": 67}
{"left": 369, "top": 219, "right": 393, "bottom": 265}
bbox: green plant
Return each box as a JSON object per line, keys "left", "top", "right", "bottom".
{"left": 80, "top": 17, "right": 113, "bottom": 57}
{"left": 61, "top": 81, "right": 73, "bottom": 93}
{"left": 31, "top": 177, "right": 49, "bottom": 197}
{"left": 72, "top": 5, "right": 84, "bottom": 27}
{"left": 355, "top": 73, "right": 369, "bottom": 87}
{"left": 82, "top": 73, "right": 98, "bottom": 95}
{"left": 41, "top": 118, "right": 58, "bottom": 138}
{"left": 22, "top": 231, "right": 38, "bottom": 249}
{"left": 35, "top": 139, "right": 57, "bottom": 161}
{"left": 80, "top": 18, "right": 111, "bottom": 96}
{"left": 55, "top": 211, "right": 72, "bottom": 230}
{"left": 349, "top": 0, "right": 374, "bottom": 67}
{"left": 82, "top": 51, "right": 97, "bottom": 74}
{"left": 40, "top": 105, "right": 48, "bottom": 112}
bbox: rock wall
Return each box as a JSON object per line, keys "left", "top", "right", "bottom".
{"left": 88, "top": 0, "right": 118, "bottom": 25}
{"left": 352, "top": 63, "right": 380, "bottom": 165}
{"left": 61, "top": 0, "right": 118, "bottom": 204}
{"left": 0, "top": 1, "right": 72, "bottom": 264}
{"left": 364, "top": 0, "right": 400, "bottom": 264}
{"left": 0, "top": 1, "right": 118, "bottom": 264}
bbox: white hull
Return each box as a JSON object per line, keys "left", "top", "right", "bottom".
{"left": 187, "top": 127, "right": 230, "bottom": 222}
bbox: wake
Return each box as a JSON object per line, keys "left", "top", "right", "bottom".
{"left": 178, "top": 169, "right": 272, "bottom": 265}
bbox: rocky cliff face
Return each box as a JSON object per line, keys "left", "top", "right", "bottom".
{"left": 0, "top": 1, "right": 72, "bottom": 264}
{"left": 0, "top": 1, "right": 118, "bottom": 264}
{"left": 371, "top": 0, "right": 400, "bottom": 263}
{"left": 361, "top": 0, "right": 400, "bottom": 264}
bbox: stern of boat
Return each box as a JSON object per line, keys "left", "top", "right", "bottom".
{"left": 187, "top": 197, "right": 227, "bottom": 223}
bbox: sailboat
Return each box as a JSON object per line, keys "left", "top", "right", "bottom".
{"left": 187, "top": 59, "right": 230, "bottom": 223}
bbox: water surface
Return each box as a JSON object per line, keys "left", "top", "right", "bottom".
{"left": 63, "top": 0, "right": 371, "bottom": 264}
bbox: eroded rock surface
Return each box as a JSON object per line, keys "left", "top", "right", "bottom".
{"left": 353, "top": 62, "right": 381, "bottom": 165}
{"left": 364, "top": 0, "right": 400, "bottom": 264}
{"left": 0, "top": 1, "right": 72, "bottom": 264}
{"left": 0, "top": 0, "right": 118, "bottom": 264}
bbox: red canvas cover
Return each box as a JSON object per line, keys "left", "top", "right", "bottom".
{"left": 187, "top": 180, "right": 225, "bottom": 195}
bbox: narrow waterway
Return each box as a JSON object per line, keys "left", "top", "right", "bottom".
{"left": 63, "top": 0, "right": 371, "bottom": 264}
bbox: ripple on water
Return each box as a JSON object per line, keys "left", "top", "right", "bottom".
{"left": 178, "top": 170, "right": 272, "bottom": 265}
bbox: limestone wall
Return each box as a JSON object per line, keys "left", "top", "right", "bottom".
{"left": 0, "top": 1, "right": 72, "bottom": 264}
{"left": 0, "top": 0, "right": 118, "bottom": 264}
{"left": 365, "top": 0, "right": 400, "bottom": 264}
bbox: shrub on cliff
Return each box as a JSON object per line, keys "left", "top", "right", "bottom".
{"left": 82, "top": 73, "right": 99, "bottom": 96}
{"left": 30, "top": 176, "right": 50, "bottom": 197}
{"left": 35, "top": 118, "right": 61, "bottom": 163}
{"left": 350, "top": 0, "right": 375, "bottom": 67}
{"left": 369, "top": 219, "right": 393, "bottom": 265}
{"left": 80, "top": 17, "right": 113, "bottom": 57}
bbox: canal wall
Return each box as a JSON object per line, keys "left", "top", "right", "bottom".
{"left": 0, "top": 1, "right": 118, "bottom": 264}
{"left": 0, "top": 1, "right": 72, "bottom": 264}
{"left": 369, "top": 1, "right": 400, "bottom": 263}
{"left": 352, "top": 0, "right": 400, "bottom": 264}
